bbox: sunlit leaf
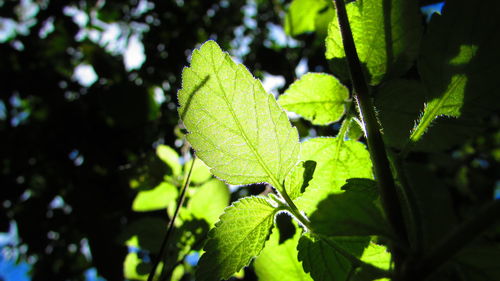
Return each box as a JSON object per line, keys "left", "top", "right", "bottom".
{"left": 185, "top": 158, "right": 212, "bottom": 184}
{"left": 410, "top": 0, "right": 500, "bottom": 143}
{"left": 298, "top": 234, "right": 390, "bottom": 281}
{"left": 189, "top": 179, "right": 230, "bottom": 226}
{"left": 310, "top": 179, "right": 391, "bottom": 237}
{"left": 297, "top": 234, "right": 368, "bottom": 281}
{"left": 196, "top": 196, "right": 276, "bottom": 281}
{"left": 254, "top": 223, "right": 313, "bottom": 281}
{"left": 326, "top": 0, "right": 422, "bottom": 85}
{"left": 178, "top": 40, "right": 299, "bottom": 190}
{"left": 285, "top": 0, "right": 329, "bottom": 36}
{"left": 132, "top": 182, "right": 178, "bottom": 212}
{"left": 295, "top": 138, "right": 373, "bottom": 215}
{"left": 284, "top": 160, "right": 316, "bottom": 200}
{"left": 279, "top": 73, "right": 349, "bottom": 125}
{"left": 156, "top": 144, "right": 182, "bottom": 177}
{"left": 123, "top": 252, "right": 150, "bottom": 281}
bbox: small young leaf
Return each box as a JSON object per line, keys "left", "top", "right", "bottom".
{"left": 254, "top": 222, "right": 313, "bottom": 281}
{"left": 132, "top": 182, "right": 178, "bottom": 212}
{"left": 156, "top": 144, "right": 181, "bottom": 177}
{"left": 279, "top": 73, "right": 349, "bottom": 125}
{"left": 285, "top": 0, "right": 329, "bottom": 37}
{"left": 178, "top": 40, "right": 299, "bottom": 189}
{"left": 284, "top": 160, "right": 316, "bottom": 200}
{"left": 347, "top": 118, "right": 364, "bottom": 141}
{"left": 189, "top": 179, "right": 230, "bottom": 226}
{"left": 294, "top": 138, "right": 373, "bottom": 214}
{"left": 410, "top": 0, "right": 500, "bottom": 143}
{"left": 196, "top": 196, "right": 276, "bottom": 281}
{"left": 326, "top": 0, "right": 422, "bottom": 85}
{"left": 310, "top": 179, "right": 391, "bottom": 237}
{"left": 375, "top": 79, "right": 483, "bottom": 151}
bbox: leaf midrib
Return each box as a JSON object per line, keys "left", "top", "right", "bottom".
{"left": 209, "top": 50, "right": 285, "bottom": 190}
{"left": 410, "top": 75, "right": 465, "bottom": 141}
{"left": 217, "top": 201, "right": 275, "bottom": 277}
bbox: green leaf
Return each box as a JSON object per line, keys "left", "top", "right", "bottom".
{"left": 120, "top": 217, "right": 166, "bottom": 253}
{"left": 285, "top": 0, "right": 329, "bottom": 37}
{"left": 132, "top": 182, "right": 178, "bottom": 212}
{"left": 314, "top": 4, "right": 335, "bottom": 39}
{"left": 310, "top": 179, "right": 391, "bottom": 237}
{"left": 123, "top": 252, "right": 150, "bottom": 281}
{"left": 350, "top": 243, "right": 392, "bottom": 281}
{"left": 156, "top": 144, "right": 181, "bottom": 177}
{"left": 185, "top": 158, "right": 213, "bottom": 184}
{"left": 196, "top": 196, "right": 277, "bottom": 281}
{"left": 375, "top": 79, "right": 426, "bottom": 149}
{"left": 298, "top": 234, "right": 390, "bottom": 281}
{"left": 178, "top": 40, "right": 299, "bottom": 190}
{"left": 347, "top": 118, "right": 364, "bottom": 141}
{"left": 297, "top": 234, "right": 368, "bottom": 281}
{"left": 295, "top": 138, "right": 373, "bottom": 214}
{"left": 189, "top": 179, "right": 230, "bottom": 226}
{"left": 410, "top": 0, "right": 500, "bottom": 143}
{"left": 375, "top": 79, "right": 484, "bottom": 151}
{"left": 254, "top": 222, "right": 313, "bottom": 281}
{"left": 326, "top": 0, "right": 422, "bottom": 85}
{"left": 284, "top": 160, "right": 316, "bottom": 200}
{"left": 279, "top": 73, "right": 349, "bottom": 125}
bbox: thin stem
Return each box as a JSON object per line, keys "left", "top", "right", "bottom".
{"left": 280, "top": 189, "right": 312, "bottom": 230}
{"left": 148, "top": 156, "right": 196, "bottom": 281}
{"left": 332, "top": 0, "right": 408, "bottom": 251}
{"left": 404, "top": 200, "right": 500, "bottom": 281}
{"left": 391, "top": 153, "right": 423, "bottom": 253}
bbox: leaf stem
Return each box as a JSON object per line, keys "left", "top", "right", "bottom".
{"left": 403, "top": 200, "right": 500, "bottom": 281}
{"left": 279, "top": 188, "right": 312, "bottom": 230}
{"left": 332, "top": 0, "right": 408, "bottom": 250}
{"left": 148, "top": 156, "right": 196, "bottom": 281}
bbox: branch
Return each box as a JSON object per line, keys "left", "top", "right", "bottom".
{"left": 332, "top": 0, "right": 408, "bottom": 254}
{"left": 404, "top": 200, "right": 500, "bottom": 281}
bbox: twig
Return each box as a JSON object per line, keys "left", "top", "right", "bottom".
{"left": 147, "top": 156, "right": 196, "bottom": 281}
{"left": 404, "top": 200, "right": 500, "bottom": 281}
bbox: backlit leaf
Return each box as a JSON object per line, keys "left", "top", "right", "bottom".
{"left": 196, "top": 196, "right": 276, "bottom": 281}
{"left": 132, "top": 182, "right": 178, "bottom": 212}
{"left": 254, "top": 223, "right": 312, "bottom": 281}
{"left": 156, "top": 145, "right": 181, "bottom": 177}
{"left": 279, "top": 73, "right": 349, "bottom": 125}
{"left": 178, "top": 40, "right": 299, "bottom": 190}
{"left": 410, "top": 0, "right": 500, "bottom": 143}
{"left": 284, "top": 160, "right": 316, "bottom": 200}
{"left": 295, "top": 138, "right": 373, "bottom": 215}
{"left": 285, "top": 0, "right": 329, "bottom": 36}
{"left": 326, "top": 0, "right": 422, "bottom": 85}
{"left": 298, "top": 235, "right": 390, "bottom": 281}
{"left": 189, "top": 179, "right": 230, "bottom": 226}
{"left": 310, "top": 179, "right": 391, "bottom": 237}
{"left": 297, "top": 234, "right": 368, "bottom": 281}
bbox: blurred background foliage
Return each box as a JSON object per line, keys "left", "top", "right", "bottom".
{"left": 0, "top": 0, "right": 498, "bottom": 280}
